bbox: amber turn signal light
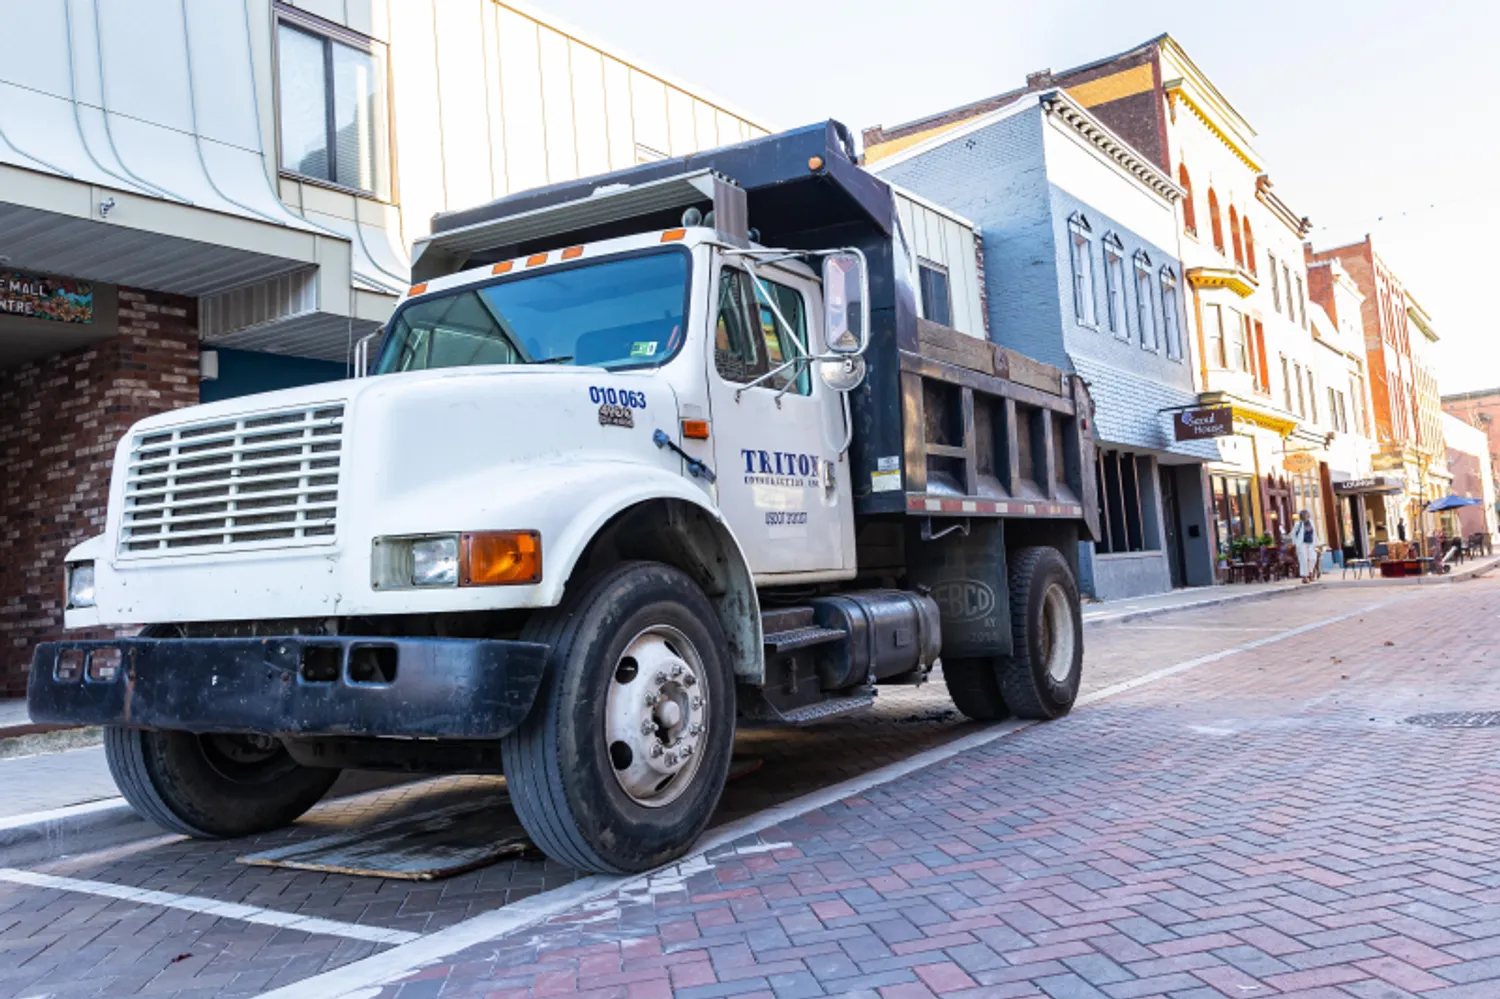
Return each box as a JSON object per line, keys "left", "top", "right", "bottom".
{"left": 681, "top": 419, "right": 710, "bottom": 440}
{"left": 660, "top": 228, "right": 686, "bottom": 242}
{"left": 460, "top": 531, "right": 542, "bottom": 586}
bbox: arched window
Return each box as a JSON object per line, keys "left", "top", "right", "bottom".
{"left": 1160, "top": 267, "right": 1182, "bottom": 360}
{"left": 1102, "top": 233, "right": 1126, "bottom": 336}
{"left": 1208, "top": 187, "right": 1224, "bottom": 255}
{"left": 1242, "top": 217, "right": 1256, "bottom": 274}
{"left": 1134, "top": 252, "right": 1156, "bottom": 350}
{"left": 1178, "top": 164, "right": 1196, "bottom": 235}
{"left": 1228, "top": 205, "right": 1244, "bottom": 266}
{"left": 1067, "top": 213, "right": 1097, "bottom": 326}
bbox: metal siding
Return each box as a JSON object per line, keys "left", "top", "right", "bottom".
{"left": 434, "top": 0, "right": 495, "bottom": 210}
{"left": 601, "top": 56, "right": 634, "bottom": 170}
{"left": 496, "top": 6, "right": 548, "bottom": 191}
{"left": 628, "top": 69, "right": 670, "bottom": 159}
{"left": 569, "top": 42, "right": 611, "bottom": 178}
{"left": 537, "top": 25, "right": 577, "bottom": 183}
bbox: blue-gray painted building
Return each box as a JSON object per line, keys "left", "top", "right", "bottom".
{"left": 875, "top": 91, "right": 1219, "bottom": 598}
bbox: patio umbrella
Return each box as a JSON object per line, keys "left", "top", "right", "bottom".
{"left": 1426, "top": 494, "right": 1483, "bottom": 512}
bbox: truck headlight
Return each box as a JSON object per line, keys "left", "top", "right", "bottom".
{"left": 410, "top": 536, "right": 460, "bottom": 586}
{"left": 66, "top": 562, "right": 96, "bottom": 609}
{"left": 372, "top": 532, "right": 541, "bottom": 589}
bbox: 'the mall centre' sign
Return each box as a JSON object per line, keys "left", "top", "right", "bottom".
{"left": 0, "top": 269, "right": 93, "bottom": 324}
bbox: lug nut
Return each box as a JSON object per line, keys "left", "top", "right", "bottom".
{"left": 650, "top": 742, "right": 664, "bottom": 758}
{"left": 664, "top": 752, "right": 678, "bottom": 767}
{"left": 644, "top": 692, "right": 659, "bottom": 706}
{"left": 681, "top": 744, "right": 694, "bottom": 758}
{"left": 640, "top": 719, "right": 655, "bottom": 736}
{"left": 689, "top": 723, "right": 702, "bottom": 736}
{"left": 654, "top": 671, "right": 668, "bottom": 685}
{"left": 682, "top": 674, "right": 697, "bottom": 687}
{"left": 691, "top": 696, "right": 702, "bottom": 709}
{"left": 671, "top": 663, "right": 684, "bottom": 678}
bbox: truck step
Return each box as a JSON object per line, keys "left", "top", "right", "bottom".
{"left": 762, "top": 624, "right": 846, "bottom": 653}
{"left": 760, "top": 606, "right": 815, "bottom": 633}
{"left": 772, "top": 689, "right": 875, "bottom": 725}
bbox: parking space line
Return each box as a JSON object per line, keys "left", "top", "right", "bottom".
{"left": 0, "top": 867, "right": 419, "bottom": 945}
{"left": 249, "top": 591, "right": 1415, "bottom": 999}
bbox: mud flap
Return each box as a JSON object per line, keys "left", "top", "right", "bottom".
{"left": 904, "top": 518, "right": 1011, "bottom": 659}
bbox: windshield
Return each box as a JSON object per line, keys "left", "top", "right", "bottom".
{"left": 375, "top": 249, "right": 690, "bottom": 373}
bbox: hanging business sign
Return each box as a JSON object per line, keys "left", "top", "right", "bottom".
{"left": 1282, "top": 452, "right": 1318, "bottom": 474}
{"left": 0, "top": 269, "right": 93, "bottom": 324}
{"left": 1173, "top": 407, "right": 1233, "bottom": 441}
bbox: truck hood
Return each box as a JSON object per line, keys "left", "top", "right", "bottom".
{"left": 82, "top": 365, "right": 699, "bottom": 624}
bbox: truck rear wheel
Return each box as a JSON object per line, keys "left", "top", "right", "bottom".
{"left": 502, "top": 561, "right": 735, "bottom": 874}
{"left": 943, "top": 657, "right": 1010, "bottom": 721}
{"left": 104, "top": 728, "right": 339, "bottom": 838}
{"left": 999, "top": 546, "right": 1083, "bottom": 720}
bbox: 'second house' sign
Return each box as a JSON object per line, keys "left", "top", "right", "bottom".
{"left": 0, "top": 269, "right": 93, "bottom": 324}
{"left": 1173, "top": 407, "right": 1233, "bottom": 441}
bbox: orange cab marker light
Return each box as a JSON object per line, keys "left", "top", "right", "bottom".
{"left": 491, "top": 261, "right": 513, "bottom": 275}
{"left": 460, "top": 531, "right": 542, "bottom": 587}
{"left": 409, "top": 282, "right": 428, "bottom": 296}
{"left": 660, "top": 229, "right": 686, "bottom": 242}
{"left": 681, "top": 419, "right": 710, "bottom": 440}
{"left": 526, "top": 253, "right": 548, "bottom": 267}
{"left": 561, "top": 246, "right": 584, "bottom": 260}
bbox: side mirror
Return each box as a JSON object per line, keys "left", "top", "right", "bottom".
{"left": 822, "top": 252, "right": 867, "bottom": 354}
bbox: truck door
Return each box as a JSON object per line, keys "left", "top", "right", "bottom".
{"left": 704, "top": 262, "right": 854, "bottom": 576}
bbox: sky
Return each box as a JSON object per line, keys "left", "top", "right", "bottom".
{"left": 540, "top": 0, "right": 1499, "bottom": 394}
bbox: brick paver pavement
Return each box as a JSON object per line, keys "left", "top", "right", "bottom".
{"left": 343, "top": 576, "right": 1500, "bottom": 999}
{"left": 0, "top": 578, "right": 1487, "bottom": 998}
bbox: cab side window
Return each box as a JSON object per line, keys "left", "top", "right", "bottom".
{"left": 754, "top": 280, "right": 810, "bottom": 396}
{"left": 714, "top": 269, "right": 763, "bottom": 384}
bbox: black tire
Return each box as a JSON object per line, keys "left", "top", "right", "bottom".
{"left": 501, "top": 561, "right": 736, "bottom": 874}
{"left": 998, "top": 546, "right": 1084, "bottom": 720}
{"left": 104, "top": 727, "right": 339, "bottom": 838}
{"left": 943, "top": 657, "right": 1010, "bottom": 721}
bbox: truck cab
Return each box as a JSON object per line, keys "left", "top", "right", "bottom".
{"left": 30, "top": 122, "right": 1096, "bottom": 875}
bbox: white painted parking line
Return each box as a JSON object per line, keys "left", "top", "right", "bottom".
{"left": 0, "top": 867, "right": 419, "bottom": 945}
{"left": 249, "top": 592, "right": 1413, "bottom": 999}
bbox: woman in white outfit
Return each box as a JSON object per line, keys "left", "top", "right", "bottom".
{"left": 1290, "top": 508, "right": 1318, "bottom": 582}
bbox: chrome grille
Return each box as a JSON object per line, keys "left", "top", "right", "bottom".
{"left": 120, "top": 404, "right": 345, "bottom": 557}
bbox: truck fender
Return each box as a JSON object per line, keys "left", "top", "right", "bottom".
{"left": 541, "top": 466, "right": 765, "bottom": 685}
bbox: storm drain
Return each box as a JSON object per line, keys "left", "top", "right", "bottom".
{"left": 1405, "top": 711, "right": 1500, "bottom": 729}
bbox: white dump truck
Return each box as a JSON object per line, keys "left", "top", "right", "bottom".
{"left": 30, "top": 122, "right": 1100, "bottom": 874}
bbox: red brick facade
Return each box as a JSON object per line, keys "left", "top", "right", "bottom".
{"left": 0, "top": 289, "right": 199, "bottom": 696}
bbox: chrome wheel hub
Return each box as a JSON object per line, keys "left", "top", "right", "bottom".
{"left": 1041, "top": 582, "right": 1076, "bottom": 683}
{"left": 605, "top": 625, "right": 708, "bottom": 807}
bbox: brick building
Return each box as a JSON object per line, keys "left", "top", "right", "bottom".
{"left": 1443, "top": 386, "right": 1500, "bottom": 476}
{"left": 1306, "top": 238, "right": 1447, "bottom": 547}
{"left": 1440, "top": 413, "right": 1497, "bottom": 543}
{"left": 0, "top": 0, "right": 765, "bottom": 694}
{"left": 870, "top": 91, "right": 1216, "bottom": 599}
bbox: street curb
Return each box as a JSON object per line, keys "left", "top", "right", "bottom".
{"left": 1083, "top": 583, "right": 1302, "bottom": 627}
{"left": 0, "top": 797, "right": 136, "bottom": 850}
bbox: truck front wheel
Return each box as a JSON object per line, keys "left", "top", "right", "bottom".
{"left": 999, "top": 546, "right": 1084, "bottom": 720}
{"left": 104, "top": 728, "right": 339, "bottom": 838}
{"left": 502, "top": 562, "right": 736, "bottom": 874}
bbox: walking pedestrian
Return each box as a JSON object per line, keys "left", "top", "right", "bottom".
{"left": 1290, "top": 508, "right": 1318, "bottom": 583}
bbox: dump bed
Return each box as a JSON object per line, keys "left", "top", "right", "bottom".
{"left": 414, "top": 121, "right": 1098, "bottom": 540}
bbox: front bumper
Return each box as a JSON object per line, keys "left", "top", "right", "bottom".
{"left": 28, "top": 636, "right": 549, "bottom": 740}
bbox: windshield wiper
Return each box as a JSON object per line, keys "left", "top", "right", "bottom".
{"left": 530, "top": 354, "right": 575, "bottom": 366}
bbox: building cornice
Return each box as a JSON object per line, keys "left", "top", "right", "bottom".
{"left": 1163, "top": 82, "right": 1264, "bottom": 174}
{"left": 1040, "top": 92, "right": 1183, "bottom": 201}
{"left": 1255, "top": 175, "right": 1311, "bottom": 237}
{"left": 1406, "top": 298, "right": 1438, "bottom": 342}
{"left": 1187, "top": 265, "right": 1258, "bottom": 298}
